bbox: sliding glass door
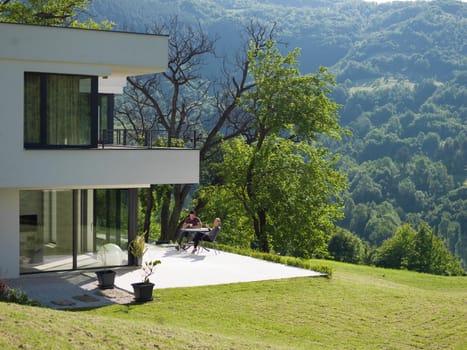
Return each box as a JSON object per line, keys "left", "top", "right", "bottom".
{"left": 93, "top": 189, "right": 129, "bottom": 267}
{"left": 19, "top": 189, "right": 131, "bottom": 273}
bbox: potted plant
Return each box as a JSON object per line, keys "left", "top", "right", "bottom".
{"left": 128, "top": 233, "right": 147, "bottom": 266}
{"left": 132, "top": 259, "right": 161, "bottom": 302}
{"left": 95, "top": 269, "right": 116, "bottom": 289}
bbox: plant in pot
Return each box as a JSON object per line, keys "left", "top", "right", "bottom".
{"left": 132, "top": 259, "right": 161, "bottom": 302}
{"left": 128, "top": 233, "right": 147, "bottom": 266}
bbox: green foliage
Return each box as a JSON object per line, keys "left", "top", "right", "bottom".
{"left": 212, "top": 40, "right": 347, "bottom": 256}
{"left": 374, "top": 222, "right": 464, "bottom": 276}
{"left": 0, "top": 280, "right": 39, "bottom": 306}
{"left": 328, "top": 227, "right": 365, "bottom": 264}
{"left": 140, "top": 259, "right": 161, "bottom": 283}
{"left": 243, "top": 41, "right": 344, "bottom": 142}
{"left": 49, "top": 0, "right": 467, "bottom": 266}
{"left": 220, "top": 134, "right": 346, "bottom": 257}
{"left": 128, "top": 234, "right": 147, "bottom": 259}
{"left": 197, "top": 186, "right": 254, "bottom": 248}
{"left": 216, "top": 244, "right": 333, "bottom": 277}
{"left": 374, "top": 223, "right": 416, "bottom": 270}
{"left": 0, "top": 0, "right": 114, "bottom": 28}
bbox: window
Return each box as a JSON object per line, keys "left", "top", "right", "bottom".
{"left": 99, "top": 94, "right": 114, "bottom": 144}
{"left": 19, "top": 189, "right": 135, "bottom": 273}
{"left": 24, "top": 72, "right": 98, "bottom": 148}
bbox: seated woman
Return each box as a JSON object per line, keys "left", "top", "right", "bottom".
{"left": 192, "top": 218, "right": 221, "bottom": 254}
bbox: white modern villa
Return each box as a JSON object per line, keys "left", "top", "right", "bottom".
{"left": 0, "top": 23, "right": 199, "bottom": 279}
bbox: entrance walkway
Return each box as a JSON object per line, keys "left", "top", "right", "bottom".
{"left": 7, "top": 244, "right": 323, "bottom": 309}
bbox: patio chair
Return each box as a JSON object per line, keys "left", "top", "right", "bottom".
{"left": 195, "top": 226, "right": 221, "bottom": 254}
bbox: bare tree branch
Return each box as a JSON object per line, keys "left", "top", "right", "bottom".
{"left": 116, "top": 17, "right": 279, "bottom": 240}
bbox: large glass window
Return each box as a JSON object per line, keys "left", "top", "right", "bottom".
{"left": 24, "top": 72, "right": 98, "bottom": 148}
{"left": 94, "top": 189, "right": 129, "bottom": 249}
{"left": 20, "top": 190, "right": 74, "bottom": 272}
{"left": 19, "top": 189, "right": 132, "bottom": 273}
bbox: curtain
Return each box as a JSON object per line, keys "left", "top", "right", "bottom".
{"left": 24, "top": 74, "right": 41, "bottom": 143}
{"left": 47, "top": 75, "right": 89, "bottom": 145}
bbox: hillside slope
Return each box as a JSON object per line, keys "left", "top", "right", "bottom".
{"left": 1, "top": 261, "right": 466, "bottom": 349}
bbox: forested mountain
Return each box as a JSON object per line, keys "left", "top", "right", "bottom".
{"left": 88, "top": 0, "right": 466, "bottom": 266}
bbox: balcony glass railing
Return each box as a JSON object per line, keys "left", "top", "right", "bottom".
{"left": 99, "top": 129, "right": 200, "bottom": 149}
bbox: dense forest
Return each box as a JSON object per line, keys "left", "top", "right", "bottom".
{"left": 86, "top": 0, "right": 466, "bottom": 268}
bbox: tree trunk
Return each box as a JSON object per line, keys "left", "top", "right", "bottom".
{"left": 143, "top": 186, "right": 154, "bottom": 242}
{"left": 159, "top": 184, "right": 193, "bottom": 241}
{"left": 253, "top": 210, "right": 269, "bottom": 253}
{"left": 159, "top": 189, "right": 172, "bottom": 241}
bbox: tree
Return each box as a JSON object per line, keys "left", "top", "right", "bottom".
{"left": 349, "top": 203, "right": 370, "bottom": 237}
{"left": 220, "top": 135, "right": 345, "bottom": 257}
{"left": 118, "top": 17, "right": 216, "bottom": 242}
{"left": 374, "top": 224, "right": 416, "bottom": 269}
{"left": 375, "top": 222, "right": 464, "bottom": 275}
{"left": 117, "top": 19, "right": 276, "bottom": 241}
{"left": 0, "top": 0, "right": 113, "bottom": 28}
{"left": 328, "top": 227, "right": 365, "bottom": 264}
{"left": 219, "top": 40, "right": 347, "bottom": 254}
{"left": 362, "top": 201, "right": 401, "bottom": 246}
{"left": 411, "top": 222, "right": 464, "bottom": 275}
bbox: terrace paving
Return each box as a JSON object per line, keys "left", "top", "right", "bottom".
{"left": 7, "top": 244, "right": 323, "bottom": 309}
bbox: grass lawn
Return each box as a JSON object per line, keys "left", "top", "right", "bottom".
{"left": 0, "top": 260, "right": 466, "bottom": 349}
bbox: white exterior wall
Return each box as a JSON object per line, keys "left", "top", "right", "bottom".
{"left": 0, "top": 59, "right": 199, "bottom": 189}
{"left": 0, "top": 190, "right": 20, "bottom": 278}
{"left": 2, "top": 148, "right": 199, "bottom": 189}
{"left": 1, "top": 23, "right": 168, "bottom": 75}
{"left": 0, "top": 23, "right": 200, "bottom": 278}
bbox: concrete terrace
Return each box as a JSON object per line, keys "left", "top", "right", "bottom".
{"left": 7, "top": 244, "right": 324, "bottom": 309}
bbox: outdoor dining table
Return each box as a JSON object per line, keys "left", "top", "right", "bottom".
{"left": 180, "top": 227, "right": 210, "bottom": 240}
{"left": 178, "top": 227, "right": 210, "bottom": 251}
{"left": 181, "top": 227, "right": 210, "bottom": 233}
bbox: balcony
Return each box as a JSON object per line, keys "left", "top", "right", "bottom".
{"left": 99, "top": 129, "right": 202, "bottom": 149}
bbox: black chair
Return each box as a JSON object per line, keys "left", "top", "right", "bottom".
{"left": 196, "top": 226, "right": 221, "bottom": 254}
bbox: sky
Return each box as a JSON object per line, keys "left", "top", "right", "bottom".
{"left": 363, "top": 0, "right": 466, "bottom": 2}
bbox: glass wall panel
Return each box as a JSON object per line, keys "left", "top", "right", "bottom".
{"left": 82, "top": 189, "right": 129, "bottom": 267}
{"left": 23, "top": 73, "right": 96, "bottom": 148}
{"left": 47, "top": 75, "right": 91, "bottom": 145}
{"left": 20, "top": 190, "right": 73, "bottom": 272}
{"left": 94, "top": 190, "right": 129, "bottom": 244}
{"left": 20, "top": 189, "right": 129, "bottom": 273}
{"left": 99, "top": 95, "right": 108, "bottom": 136}
{"left": 99, "top": 94, "right": 114, "bottom": 144}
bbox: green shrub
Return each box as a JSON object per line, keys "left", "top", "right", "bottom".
{"left": 216, "top": 244, "right": 333, "bottom": 277}
{"left": 0, "top": 280, "right": 39, "bottom": 306}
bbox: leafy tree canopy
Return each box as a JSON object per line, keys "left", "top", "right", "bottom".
{"left": 212, "top": 40, "right": 347, "bottom": 255}
{"left": 0, "top": 0, "right": 113, "bottom": 28}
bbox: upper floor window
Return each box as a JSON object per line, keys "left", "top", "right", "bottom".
{"left": 24, "top": 72, "right": 98, "bottom": 148}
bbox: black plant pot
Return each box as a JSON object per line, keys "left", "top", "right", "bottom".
{"left": 132, "top": 282, "right": 154, "bottom": 302}
{"left": 95, "top": 270, "right": 116, "bottom": 289}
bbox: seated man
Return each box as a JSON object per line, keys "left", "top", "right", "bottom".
{"left": 176, "top": 210, "right": 202, "bottom": 250}
{"left": 191, "top": 217, "right": 221, "bottom": 254}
